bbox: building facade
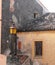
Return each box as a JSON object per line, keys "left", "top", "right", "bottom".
{"left": 2, "top": 0, "right": 43, "bottom": 53}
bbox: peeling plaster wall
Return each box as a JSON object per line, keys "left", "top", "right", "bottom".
{"left": 17, "top": 31, "right": 55, "bottom": 65}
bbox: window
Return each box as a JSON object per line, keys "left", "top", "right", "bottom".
{"left": 35, "top": 41, "right": 42, "bottom": 56}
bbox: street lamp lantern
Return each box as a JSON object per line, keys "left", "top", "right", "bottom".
{"left": 10, "top": 23, "right": 16, "bottom": 34}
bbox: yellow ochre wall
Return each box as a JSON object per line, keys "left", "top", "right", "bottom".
{"left": 17, "top": 31, "right": 55, "bottom": 65}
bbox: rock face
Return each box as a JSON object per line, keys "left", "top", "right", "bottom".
{"left": 2, "top": 0, "right": 43, "bottom": 53}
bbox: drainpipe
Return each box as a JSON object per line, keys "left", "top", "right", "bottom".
{"left": 0, "top": 0, "right": 2, "bottom": 53}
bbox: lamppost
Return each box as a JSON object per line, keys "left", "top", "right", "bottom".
{"left": 9, "top": 23, "right": 17, "bottom": 56}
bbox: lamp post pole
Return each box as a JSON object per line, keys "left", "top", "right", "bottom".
{"left": 9, "top": 23, "right": 17, "bottom": 56}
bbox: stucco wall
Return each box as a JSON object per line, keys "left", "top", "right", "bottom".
{"left": 0, "top": 54, "right": 6, "bottom": 65}
{"left": 17, "top": 31, "right": 55, "bottom": 65}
